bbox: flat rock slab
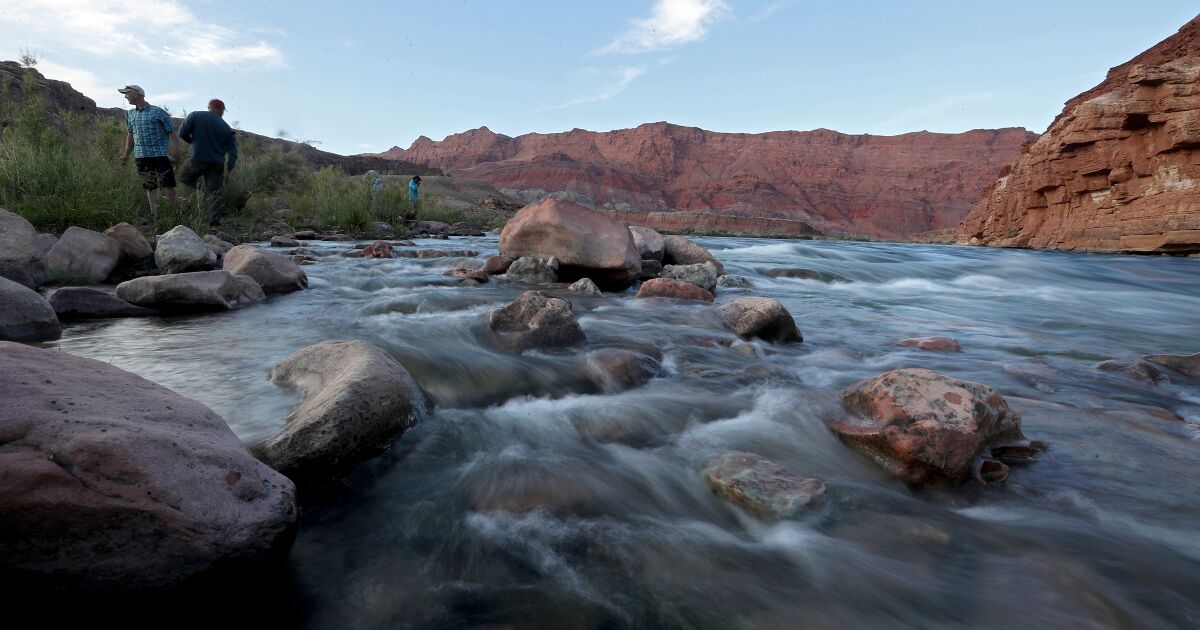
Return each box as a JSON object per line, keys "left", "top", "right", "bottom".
{"left": 703, "top": 452, "right": 825, "bottom": 520}
{"left": 116, "top": 270, "right": 265, "bottom": 312}
{"left": 0, "top": 276, "right": 61, "bottom": 341}
{"left": 0, "top": 341, "right": 297, "bottom": 593}
{"left": 47, "top": 286, "right": 157, "bottom": 320}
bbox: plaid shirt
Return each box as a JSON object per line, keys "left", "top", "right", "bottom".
{"left": 126, "top": 105, "right": 175, "bottom": 158}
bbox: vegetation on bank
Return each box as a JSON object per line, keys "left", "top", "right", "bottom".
{"left": 0, "top": 63, "right": 506, "bottom": 239}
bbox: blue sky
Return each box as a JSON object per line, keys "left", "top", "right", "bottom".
{"left": 2, "top": 1, "right": 1196, "bottom": 155}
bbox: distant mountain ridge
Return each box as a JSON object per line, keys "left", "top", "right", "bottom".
{"left": 377, "top": 122, "right": 1036, "bottom": 238}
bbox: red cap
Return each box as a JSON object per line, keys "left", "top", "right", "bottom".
{"left": 208, "top": 98, "right": 226, "bottom": 112}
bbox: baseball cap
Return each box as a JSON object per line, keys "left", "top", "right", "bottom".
{"left": 117, "top": 85, "right": 145, "bottom": 96}
{"left": 208, "top": 98, "right": 227, "bottom": 112}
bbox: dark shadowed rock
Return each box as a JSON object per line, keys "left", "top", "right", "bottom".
{"left": 47, "top": 287, "right": 157, "bottom": 320}
{"left": 659, "top": 261, "right": 720, "bottom": 292}
{"left": 716, "top": 297, "right": 802, "bottom": 343}
{"left": 116, "top": 270, "right": 265, "bottom": 312}
{"left": 499, "top": 197, "right": 642, "bottom": 289}
{"left": 703, "top": 452, "right": 825, "bottom": 520}
{"left": 569, "top": 278, "right": 602, "bottom": 296}
{"left": 293, "top": 230, "right": 317, "bottom": 240}
{"left": 256, "top": 341, "right": 431, "bottom": 488}
{"left": 0, "top": 341, "right": 297, "bottom": 593}
{"left": 155, "top": 226, "right": 218, "bottom": 274}
{"left": 488, "top": 290, "right": 586, "bottom": 352}
{"left": 203, "top": 234, "right": 235, "bottom": 259}
{"left": 0, "top": 277, "right": 61, "bottom": 341}
{"left": 104, "top": 222, "right": 153, "bottom": 260}
{"left": 483, "top": 255, "right": 515, "bottom": 275}
{"left": 223, "top": 245, "right": 308, "bottom": 294}
{"left": 0, "top": 209, "right": 47, "bottom": 289}
{"left": 506, "top": 256, "right": 558, "bottom": 284}
{"left": 45, "top": 226, "right": 121, "bottom": 284}
{"left": 635, "top": 278, "right": 714, "bottom": 302}
{"left": 629, "top": 225, "right": 665, "bottom": 261}
{"left": 638, "top": 259, "right": 663, "bottom": 279}
{"left": 899, "top": 336, "right": 962, "bottom": 352}
{"left": 662, "top": 235, "right": 724, "bottom": 274}
{"left": 585, "top": 349, "right": 663, "bottom": 393}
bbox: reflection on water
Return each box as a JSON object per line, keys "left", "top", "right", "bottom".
{"left": 49, "top": 236, "right": 1200, "bottom": 628}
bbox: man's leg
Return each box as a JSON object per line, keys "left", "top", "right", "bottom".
{"left": 202, "top": 165, "right": 225, "bottom": 228}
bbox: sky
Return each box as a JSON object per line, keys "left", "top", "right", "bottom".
{"left": 1, "top": 1, "right": 1196, "bottom": 155}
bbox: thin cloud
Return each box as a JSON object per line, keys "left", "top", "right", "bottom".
{"left": 599, "top": 0, "right": 731, "bottom": 54}
{"left": 746, "top": 1, "right": 792, "bottom": 24}
{"left": 543, "top": 65, "right": 649, "bottom": 111}
{"left": 1, "top": 0, "right": 284, "bottom": 68}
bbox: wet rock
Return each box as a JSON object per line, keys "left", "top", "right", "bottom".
{"left": 638, "top": 259, "right": 663, "bottom": 279}
{"left": 702, "top": 452, "right": 825, "bottom": 520}
{"left": 47, "top": 287, "right": 157, "bottom": 320}
{"left": 0, "top": 276, "right": 61, "bottom": 341}
{"left": 716, "top": 297, "right": 802, "bottom": 343}
{"left": 340, "top": 250, "right": 364, "bottom": 258}
{"left": 444, "top": 268, "right": 489, "bottom": 282}
{"left": 104, "top": 222, "right": 153, "bottom": 260}
{"left": 45, "top": 226, "right": 122, "bottom": 284}
{"left": 662, "top": 235, "right": 724, "bottom": 274}
{"left": 629, "top": 225, "right": 665, "bottom": 261}
{"left": 635, "top": 278, "right": 714, "bottom": 302}
{"left": 0, "top": 341, "right": 298, "bottom": 593}
{"left": 482, "top": 255, "right": 515, "bottom": 275}
{"left": 1143, "top": 353, "right": 1200, "bottom": 379}
{"left": 293, "top": 230, "right": 317, "bottom": 240}
{"left": 717, "top": 274, "right": 752, "bottom": 289}
{"left": 362, "top": 241, "right": 394, "bottom": 258}
{"left": 0, "top": 209, "right": 47, "bottom": 289}
{"left": 659, "top": 261, "right": 720, "bottom": 292}
{"left": 270, "top": 235, "right": 300, "bottom": 248}
{"left": 395, "top": 249, "right": 480, "bottom": 259}
{"left": 116, "top": 270, "right": 265, "bottom": 312}
{"left": 1097, "top": 359, "right": 1168, "bottom": 384}
{"left": 568, "top": 278, "right": 602, "bottom": 296}
{"left": 223, "top": 245, "right": 308, "bottom": 294}
{"left": 506, "top": 256, "right": 558, "bottom": 284}
{"left": 759, "top": 267, "right": 843, "bottom": 282}
{"left": 393, "top": 240, "right": 417, "bottom": 247}
{"left": 584, "top": 349, "right": 663, "bottom": 393}
{"left": 834, "top": 368, "right": 1043, "bottom": 486}
{"left": 155, "top": 225, "right": 218, "bottom": 274}
{"left": 899, "top": 336, "right": 962, "bottom": 352}
{"left": 488, "top": 290, "right": 586, "bottom": 352}
{"left": 499, "top": 197, "right": 641, "bottom": 289}
{"left": 256, "top": 341, "right": 431, "bottom": 488}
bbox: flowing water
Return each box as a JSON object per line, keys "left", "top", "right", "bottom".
{"left": 47, "top": 236, "right": 1200, "bottom": 628}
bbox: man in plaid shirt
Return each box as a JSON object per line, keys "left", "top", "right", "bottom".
{"left": 117, "top": 84, "right": 180, "bottom": 220}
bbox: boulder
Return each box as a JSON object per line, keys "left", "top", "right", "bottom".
{"left": 270, "top": 236, "right": 300, "bottom": 248}
{"left": 45, "top": 226, "right": 121, "bottom": 284}
{"left": 834, "top": 368, "right": 1043, "bottom": 486}
{"left": 0, "top": 277, "right": 61, "bottom": 341}
{"left": 222, "top": 245, "right": 308, "bottom": 294}
{"left": 293, "top": 230, "right": 317, "bottom": 240}
{"left": 203, "top": 234, "right": 235, "bottom": 258}
{"left": 585, "top": 349, "right": 663, "bottom": 393}
{"left": 47, "top": 287, "right": 157, "bottom": 320}
{"left": 116, "top": 270, "right": 265, "bottom": 312}
{"left": 362, "top": 241, "right": 394, "bottom": 258}
{"left": 717, "top": 274, "right": 752, "bottom": 289}
{"left": 0, "top": 342, "right": 298, "bottom": 593}
{"left": 482, "top": 255, "right": 515, "bottom": 275}
{"left": 0, "top": 209, "right": 46, "bottom": 289}
{"left": 155, "top": 225, "right": 218, "bottom": 274}
{"left": 104, "top": 222, "right": 153, "bottom": 260}
{"left": 488, "top": 291, "right": 587, "bottom": 352}
{"left": 499, "top": 198, "right": 641, "bottom": 289}
{"left": 444, "top": 268, "right": 489, "bottom": 282}
{"left": 662, "top": 235, "right": 724, "bottom": 274}
{"left": 417, "top": 220, "right": 451, "bottom": 233}
{"left": 716, "top": 297, "right": 802, "bottom": 343}
{"left": 629, "top": 225, "right": 665, "bottom": 261}
{"left": 635, "top": 278, "right": 714, "bottom": 302}
{"left": 703, "top": 452, "right": 826, "bottom": 520}
{"left": 659, "top": 261, "right": 720, "bottom": 292}
{"left": 256, "top": 341, "right": 431, "bottom": 487}
{"left": 899, "top": 336, "right": 962, "bottom": 352}
{"left": 506, "top": 256, "right": 558, "bottom": 284}
{"left": 568, "top": 278, "right": 602, "bottom": 296}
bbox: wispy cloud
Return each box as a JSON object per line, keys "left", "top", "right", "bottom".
{"left": 1, "top": 0, "right": 284, "bottom": 68}
{"left": 543, "top": 65, "right": 649, "bottom": 111}
{"left": 746, "top": 1, "right": 792, "bottom": 23}
{"left": 599, "top": 0, "right": 731, "bottom": 54}
{"left": 881, "top": 92, "right": 996, "bottom": 130}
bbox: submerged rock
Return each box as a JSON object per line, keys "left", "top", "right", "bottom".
{"left": 716, "top": 297, "right": 802, "bottom": 343}
{"left": 568, "top": 278, "right": 602, "bottom": 296}
{"left": 584, "top": 349, "right": 663, "bottom": 393}
{"left": 499, "top": 197, "right": 642, "bottom": 289}
{"left": 662, "top": 235, "right": 724, "bottom": 274}
{"left": 834, "top": 368, "right": 1044, "bottom": 486}
{"left": 506, "top": 256, "right": 558, "bottom": 284}
{"left": 155, "top": 225, "right": 218, "bottom": 274}
{"left": 703, "top": 452, "right": 825, "bottom": 520}
{"left": 47, "top": 287, "right": 157, "bottom": 320}
{"left": 223, "top": 245, "right": 308, "bottom": 294}
{"left": 659, "top": 261, "right": 720, "bottom": 292}
{"left": 635, "top": 278, "right": 714, "bottom": 302}
{"left": 45, "top": 226, "right": 122, "bottom": 284}
{"left": 0, "top": 341, "right": 298, "bottom": 593}
{"left": 899, "top": 336, "right": 962, "bottom": 352}
{"left": 444, "top": 268, "right": 489, "bottom": 282}
{"left": 256, "top": 341, "right": 431, "bottom": 488}
{"left": 0, "top": 209, "right": 47, "bottom": 289}
{"left": 1100, "top": 352, "right": 1200, "bottom": 384}
{"left": 1143, "top": 353, "right": 1200, "bottom": 379}
{"left": 0, "top": 276, "right": 61, "bottom": 341}
{"left": 116, "top": 270, "right": 265, "bottom": 312}
{"left": 717, "top": 274, "right": 752, "bottom": 289}
{"left": 488, "top": 290, "right": 586, "bottom": 352}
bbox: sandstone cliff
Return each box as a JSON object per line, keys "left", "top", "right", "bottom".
{"left": 379, "top": 123, "right": 1034, "bottom": 239}
{"left": 956, "top": 16, "right": 1200, "bottom": 254}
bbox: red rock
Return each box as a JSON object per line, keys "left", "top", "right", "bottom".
{"left": 443, "top": 268, "right": 489, "bottom": 282}
{"left": 635, "top": 278, "right": 714, "bottom": 302}
{"left": 482, "top": 254, "right": 515, "bottom": 275}
{"left": 499, "top": 197, "right": 641, "bottom": 288}
{"left": 362, "top": 241, "right": 394, "bottom": 258}
{"left": 898, "top": 336, "right": 962, "bottom": 352}
{"left": 958, "top": 16, "right": 1200, "bottom": 254}
{"left": 378, "top": 123, "right": 1033, "bottom": 239}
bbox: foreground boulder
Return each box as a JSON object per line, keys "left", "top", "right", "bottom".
{"left": 635, "top": 278, "right": 714, "bottom": 302}
{"left": 703, "top": 452, "right": 825, "bottom": 520}
{"left": 116, "top": 270, "right": 265, "bottom": 312}
{"left": 0, "top": 277, "right": 61, "bottom": 341}
{"left": 0, "top": 341, "right": 298, "bottom": 593}
{"left": 488, "top": 291, "right": 586, "bottom": 352}
{"left": 256, "top": 341, "right": 431, "bottom": 487}
{"left": 0, "top": 209, "right": 46, "bottom": 289}
{"left": 223, "top": 245, "right": 308, "bottom": 294}
{"left": 47, "top": 287, "right": 157, "bottom": 320}
{"left": 834, "top": 368, "right": 1043, "bottom": 486}
{"left": 45, "top": 226, "right": 121, "bottom": 284}
{"left": 659, "top": 261, "right": 720, "bottom": 292}
{"left": 104, "top": 222, "right": 154, "bottom": 260}
{"left": 499, "top": 197, "right": 641, "bottom": 289}
{"left": 506, "top": 256, "right": 558, "bottom": 284}
{"left": 662, "top": 235, "right": 724, "bottom": 274}
{"left": 716, "top": 297, "right": 802, "bottom": 343}
{"left": 629, "top": 225, "right": 665, "bottom": 261}
{"left": 585, "top": 349, "right": 663, "bottom": 393}
{"left": 156, "top": 225, "right": 218, "bottom": 274}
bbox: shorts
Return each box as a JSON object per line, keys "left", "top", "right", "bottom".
{"left": 135, "top": 156, "right": 177, "bottom": 190}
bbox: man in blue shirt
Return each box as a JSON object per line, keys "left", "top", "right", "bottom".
{"left": 179, "top": 99, "right": 238, "bottom": 230}
{"left": 118, "top": 84, "right": 180, "bottom": 220}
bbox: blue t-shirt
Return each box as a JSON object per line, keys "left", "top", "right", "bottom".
{"left": 126, "top": 105, "right": 175, "bottom": 158}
